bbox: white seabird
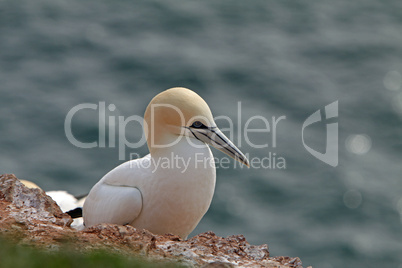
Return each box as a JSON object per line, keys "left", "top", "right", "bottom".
{"left": 83, "top": 87, "right": 249, "bottom": 239}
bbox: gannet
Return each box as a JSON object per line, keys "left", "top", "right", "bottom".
{"left": 83, "top": 87, "right": 249, "bottom": 239}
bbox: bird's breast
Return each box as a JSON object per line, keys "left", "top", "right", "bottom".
{"left": 133, "top": 141, "right": 216, "bottom": 238}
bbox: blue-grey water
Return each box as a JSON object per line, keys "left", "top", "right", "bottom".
{"left": 1, "top": 1, "right": 402, "bottom": 267}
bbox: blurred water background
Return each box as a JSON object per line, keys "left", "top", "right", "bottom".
{"left": 1, "top": 1, "right": 402, "bottom": 267}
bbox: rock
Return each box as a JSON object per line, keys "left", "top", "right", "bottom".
{"left": 0, "top": 174, "right": 72, "bottom": 229}
{"left": 0, "top": 174, "right": 307, "bottom": 267}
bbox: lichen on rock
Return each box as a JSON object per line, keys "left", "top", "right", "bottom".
{"left": 0, "top": 174, "right": 72, "bottom": 230}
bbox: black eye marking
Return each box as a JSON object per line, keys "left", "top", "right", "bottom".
{"left": 191, "top": 121, "right": 207, "bottom": 129}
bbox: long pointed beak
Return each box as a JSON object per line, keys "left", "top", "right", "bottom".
{"left": 190, "top": 127, "right": 250, "bottom": 167}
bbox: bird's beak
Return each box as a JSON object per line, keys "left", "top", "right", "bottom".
{"left": 189, "top": 127, "right": 250, "bottom": 167}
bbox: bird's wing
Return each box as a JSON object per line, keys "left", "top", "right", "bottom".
{"left": 83, "top": 156, "right": 150, "bottom": 227}
{"left": 83, "top": 183, "right": 142, "bottom": 227}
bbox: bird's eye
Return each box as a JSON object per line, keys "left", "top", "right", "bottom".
{"left": 191, "top": 121, "right": 203, "bottom": 128}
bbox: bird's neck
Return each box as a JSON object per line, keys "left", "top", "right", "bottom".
{"left": 149, "top": 137, "right": 214, "bottom": 174}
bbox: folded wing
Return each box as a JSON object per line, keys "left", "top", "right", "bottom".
{"left": 83, "top": 183, "right": 142, "bottom": 227}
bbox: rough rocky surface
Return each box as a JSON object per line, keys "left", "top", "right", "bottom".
{"left": 0, "top": 174, "right": 309, "bottom": 267}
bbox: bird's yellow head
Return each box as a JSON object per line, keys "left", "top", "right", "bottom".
{"left": 144, "top": 87, "right": 249, "bottom": 166}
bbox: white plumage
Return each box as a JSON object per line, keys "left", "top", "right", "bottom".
{"left": 46, "top": 191, "right": 85, "bottom": 229}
